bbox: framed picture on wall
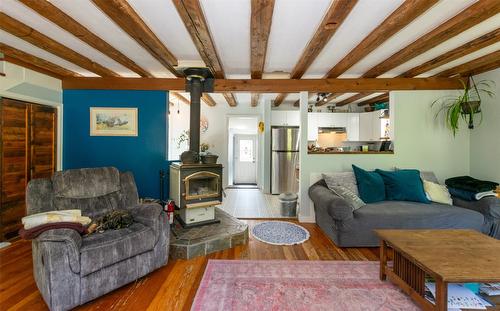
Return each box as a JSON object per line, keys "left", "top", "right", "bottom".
{"left": 90, "top": 107, "right": 138, "bottom": 136}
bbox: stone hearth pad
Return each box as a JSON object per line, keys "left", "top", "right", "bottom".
{"left": 169, "top": 208, "right": 248, "bottom": 259}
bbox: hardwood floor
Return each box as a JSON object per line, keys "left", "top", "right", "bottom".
{"left": 0, "top": 220, "right": 379, "bottom": 311}
{"left": 220, "top": 189, "right": 293, "bottom": 219}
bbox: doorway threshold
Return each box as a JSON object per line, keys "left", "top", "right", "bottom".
{"left": 226, "top": 184, "right": 259, "bottom": 189}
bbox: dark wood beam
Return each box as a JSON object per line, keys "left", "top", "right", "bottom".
{"left": 170, "top": 92, "right": 216, "bottom": 107}
{"left": 250, "top": 0, "right": 275, "bottom": 107}
{"left": 62, "top": 77, "right": 464, "bottom": 92}
{"left": 315, "top": 93, "right": 343, "bottom": 106}
{"left": 362, "top": 0, "right": 500, "bottom": 78}
{"left": 170, "top": 92, "right": 191, "bottom": 105}
{"left": 274, "top": 0, "right": 357, "bottom": 106}
{"left": 251, "top": 93, "right": 260, "bottom": 107}
{"left": 3, "top": 56, "right": 62, "bottom": 79}
{"left": 173, "top": 0, "right": 238, "bottom": 107}
{"left": 335, "top": 93, "right": 371, "bottom": 106}
{"left": 434, "top": 50, "right": 500, "bottom": 78}
{"left": 0, "top": 13, "right": 118, "bottom": 77}
{"left": 91, "top": 0, "right": 179, "bottom": 76}
{"left": 357, "top": 93, "right": 389, "bottom": 106}
{"left": 201, "top": 94, "right": 217, "bottom": 107}
{"left": 0, "top": 43, "right": 81, "bottom": 78}
{"left": 401, "top": 28, "right": 500, "bottom": 77}
{"left": 18, "top": 0, "right": 152, "bottom": 77}
{"left": 326, "top": 0, "right": 437, "bottom": 79}
{"left": 459, "top": 59, "right": 500, "bottom": 77}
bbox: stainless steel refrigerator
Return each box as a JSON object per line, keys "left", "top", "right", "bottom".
{"left": 271, "top": 126, "right": 299, "bottom": 194}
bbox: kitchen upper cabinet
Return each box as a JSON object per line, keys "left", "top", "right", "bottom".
{"left": 358, "top": 111, "right": 382, "bottom": 141}
{"left": 307, "top": 113, "right": 318, "bottom": 141}
{"left": 271, "top": 110, "right": 300, "bottom": 126}
{"left": 346, "top": 113, "right": 359, "bottom": 141}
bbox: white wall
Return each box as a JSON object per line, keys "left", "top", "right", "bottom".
{"left": 298, "top": 89, "right": 469, "bottom": 222}
{"left": 470, "top": 68, "right": 500, "bottom": 182}
{"left": 0, "top": 60, "right": 63, "bottom": 170}
{"left": 168, "top": 95, "right": 265, "bottom": 188}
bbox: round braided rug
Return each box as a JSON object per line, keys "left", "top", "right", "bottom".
{"left": 251, "top": 221, "right": 310, "bottom": 245}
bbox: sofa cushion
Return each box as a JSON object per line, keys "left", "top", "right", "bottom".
{"left": 376, "top": 169, "right": 430, "bottom": 203}
{"left": 424, "top": 180, "right": 452, "bottom": 205}
{"left": 329, "top": 185, "right": 365, "bottom": 211}
{"left": 52, "top": 167, "right": 121, "bottom": 199}
{"left": 322, "top": 172, "right": 359, "bottom": 196}
{"left": 79, "top": 222, "right": 156, "bottom": 276}
{"left": 354, "top": 201, "right": 484, "bottom": 232}
{"left": 352, "top": 165, "right": 385, "bottom": 203}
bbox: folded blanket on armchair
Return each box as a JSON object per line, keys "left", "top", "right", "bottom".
{"left": 448, "top": 187, "right": 497, "bottom": 201}
{"left": 22, "top": 209, "right": 91, "bottom": 229}
{"left": 19, "top": 222, "right": 88, "bottom": 240}
{"left": 445, "top": 176, "right": 498, "bottom": 193}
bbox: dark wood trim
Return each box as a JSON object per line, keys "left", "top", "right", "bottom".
{"left": 325, "top": 0, "right": 437, "bottom": 78}
{"left": 1, "top": 44, "right": 81, "bottom": 78}
{"left": 400, "top": 28, "right": 500, "bottom": 78}
{"left": 362, "top": 0, "right": 500, "bottom": 78}
{"left": 250, "top": 0, "right": 275, "bottom": 107}
{"left": 19, "top": 0, "right": 152, "bottom": 78}
{"left": 274, "top": 0, "right": 357, "bottom": 106}
{"left": 357, "top": 93, "right": 389, "bottom": 106}
{"left": 3, "top": 56, "right": 64, "bottom": 80}
{"left": 173, "top": 0, "right": 238, "bottom": 107}
{"left": 91, "top": 0, "right": 179, "bottom": 76}
{"left": 434, "top": 50, "right": 500, "bottom": 78}
{"left": 0, "top": 13, "right": 118, "bottom": 77}
{"left": 62, "top": 77, "right": 464, "bottom": 92}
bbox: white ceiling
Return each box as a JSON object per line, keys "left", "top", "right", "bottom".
{"left": 1, "top": 0, "right": 499, "bottom": 106}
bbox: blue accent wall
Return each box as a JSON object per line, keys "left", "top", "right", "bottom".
{"left": 63, "top": 90, "right": 168, "bottom": 198}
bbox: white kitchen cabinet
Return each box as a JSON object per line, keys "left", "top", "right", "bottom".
{"left": 307, "top": 113, "right": 319, "bottom": 141}
{"left": 346, "top": 113, "right": 359, "bottom": 141}
{"left": 358, "top": 111, "right": 382, "bottom": 141}
{"left": 271, "top": 110, "right": 300, "bottom": 126}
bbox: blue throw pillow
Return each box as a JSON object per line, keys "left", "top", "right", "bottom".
{"left": 375, "top": 169, "right": 430, "bottom": 203}
{"left": 352, "top": 165, "right": 386, "bottom": 203}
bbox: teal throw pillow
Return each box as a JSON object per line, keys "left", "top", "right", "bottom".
{"left": 375, "top": 169, "right": 430, "bottom": 203}
{"left": 352, "top": 165, "right": 386, "bottom": 203}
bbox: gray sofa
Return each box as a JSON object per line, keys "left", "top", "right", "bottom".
{"left": 309, "top": 172, "right": 499, "bottom": 247}
{"left": 26, "top": 167, "right": 170, "bottom": 311}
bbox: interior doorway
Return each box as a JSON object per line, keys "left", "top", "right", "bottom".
{"left": 233, "top": 134, "right": 257, "bottom": 185}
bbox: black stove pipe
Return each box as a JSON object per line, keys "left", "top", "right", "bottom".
{"left": 189, "top": 77, "right": 202, "bottom": 154}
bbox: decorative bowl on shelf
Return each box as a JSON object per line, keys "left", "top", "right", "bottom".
{"left": 200, "top": 154, "right": 218, "bottom": 164}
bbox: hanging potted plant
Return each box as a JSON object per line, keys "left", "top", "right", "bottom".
{"left": 431, "top": 77, "right": 495, "bottom": 136}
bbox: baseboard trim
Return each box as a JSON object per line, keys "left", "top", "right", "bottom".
{"left": 298, "top": 215, "right": 315, "bottom": 223}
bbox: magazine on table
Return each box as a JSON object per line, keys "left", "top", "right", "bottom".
{"left": 425, "top": 283, "right": 492, "bottom": 310}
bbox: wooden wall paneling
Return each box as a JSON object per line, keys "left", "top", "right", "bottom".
{"left": 0, "top": 99, "right": 29, "bottom": 241}
{"left": 29, "top": 105, "right": 57, "bottom": 179}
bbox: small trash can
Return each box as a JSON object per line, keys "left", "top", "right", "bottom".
{"left": 279, "top": 192, "right": 298, "bottom": 217}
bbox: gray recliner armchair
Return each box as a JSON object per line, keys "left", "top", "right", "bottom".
{"left": 26, "top": 167, "right": 169, "bottom": 311}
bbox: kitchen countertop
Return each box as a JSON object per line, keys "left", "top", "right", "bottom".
{"left": 307, "top": 151, "right": 394, "bottom": 154}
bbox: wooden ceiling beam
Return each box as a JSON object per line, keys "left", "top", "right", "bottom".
{"left": 434, "top": 50, "right": 500, "bottom": 78}
{"left": 62, "top": 77, "right": 464, "bottom": 92}
{"left": 170, "top": 91, "right": 217, "bottom": 107}
{"left": 326, "top": 0, "right": 438, "bottom": 79}
{"left": 91, "top": 0, "right": 179, "bottom": 76}
{"left": 274, "top": 0, "right": 357, "bottom": 106}
{"left": 173, "top": 0, "right": 237, "bottom": 107}
{"left": 357, "top": 93, "right": 389, "bottom": 107}
{"left": 202, "top": 94, "right": 217, "bottom": 107}
{"left": 0, "top": 43, "right": 81, "bottom": 78}
{"left": 362, "top": 0, "right": 500, "bottom": 78}
{"left": 315, "top": 93, "right": 343, "bottom": 107}
{"left": 401, "top": 28, "right": 500, "bottom": 77}
{"left": 250, "top": 0, "right": 275, "bottom": 107}
{"left": 0, "top": 13, "right": 118, "bottom": 77}
{"left": 18, "top": 0, "right": 152, "bottom": 77}
{"left": 335, "top": 93, "right": 371, "bottom": 106}
{"left": 170, "top": 92, "right": 191, "bottom": 105}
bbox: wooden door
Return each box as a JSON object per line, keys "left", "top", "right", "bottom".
{"left": 1, "top": 98, "right": 29, "bottom": 240}
{"left": 0, "top": 99, "right": 57, "bottom": 241}
{"left": 30, "top": 104, "right": 57, "bottom": 179}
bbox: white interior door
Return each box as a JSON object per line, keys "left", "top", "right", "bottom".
{"left": 234, "top": 134, "right": 257, "bottom": 184}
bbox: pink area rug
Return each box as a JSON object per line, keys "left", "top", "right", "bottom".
{"left": 191, "top": 260, "right": 419, "bottom": 311}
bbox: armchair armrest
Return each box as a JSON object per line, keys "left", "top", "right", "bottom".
{"left": 309, "top": 181, "right": 354, "bottom": 222}
{"left": 35, "top": 229, "right": 82, "bottom": 273}
{"left": 127, "top": 203, "right": 169, "bottom": 244}
{"left": 452, "top": 196, "right": 500, "bottom": 220}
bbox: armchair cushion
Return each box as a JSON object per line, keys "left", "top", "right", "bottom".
{"left": 80, "top": 222, "right": 155, "bottom": 276}
{"left": 36, "top": 229, "right": 82, "bottom": 274}
{"left": 309, "top": 181, "right": 354, "bottom": 222}
{"left": 52, "top": 167, "right": 120, "bottom": 199}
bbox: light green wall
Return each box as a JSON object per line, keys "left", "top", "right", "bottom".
{"left": 470, "top": 68, "right": 500, "bottom": 182}
{"left": 299, "top": 90, "right": 470, "bottom": 221}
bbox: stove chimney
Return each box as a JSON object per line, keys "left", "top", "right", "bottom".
{"left": 180, "top": 67, "right": 214, "bottom": 163}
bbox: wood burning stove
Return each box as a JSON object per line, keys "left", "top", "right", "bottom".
{"left": 170, "top": 162, "right": 223, "bottom": 227}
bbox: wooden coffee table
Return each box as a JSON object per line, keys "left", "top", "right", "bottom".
{"left": 375, "top": 229, "right": 500, "bottom": 311}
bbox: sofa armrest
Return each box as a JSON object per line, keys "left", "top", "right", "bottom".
{"left": 452, "top": 196, "right": 500, "bottom": 220}
{"left": 35, "top": 229, "right": 82, "bottom": 273}
{"left": 309, "top": 181, "right": 354, "bottom": 222}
